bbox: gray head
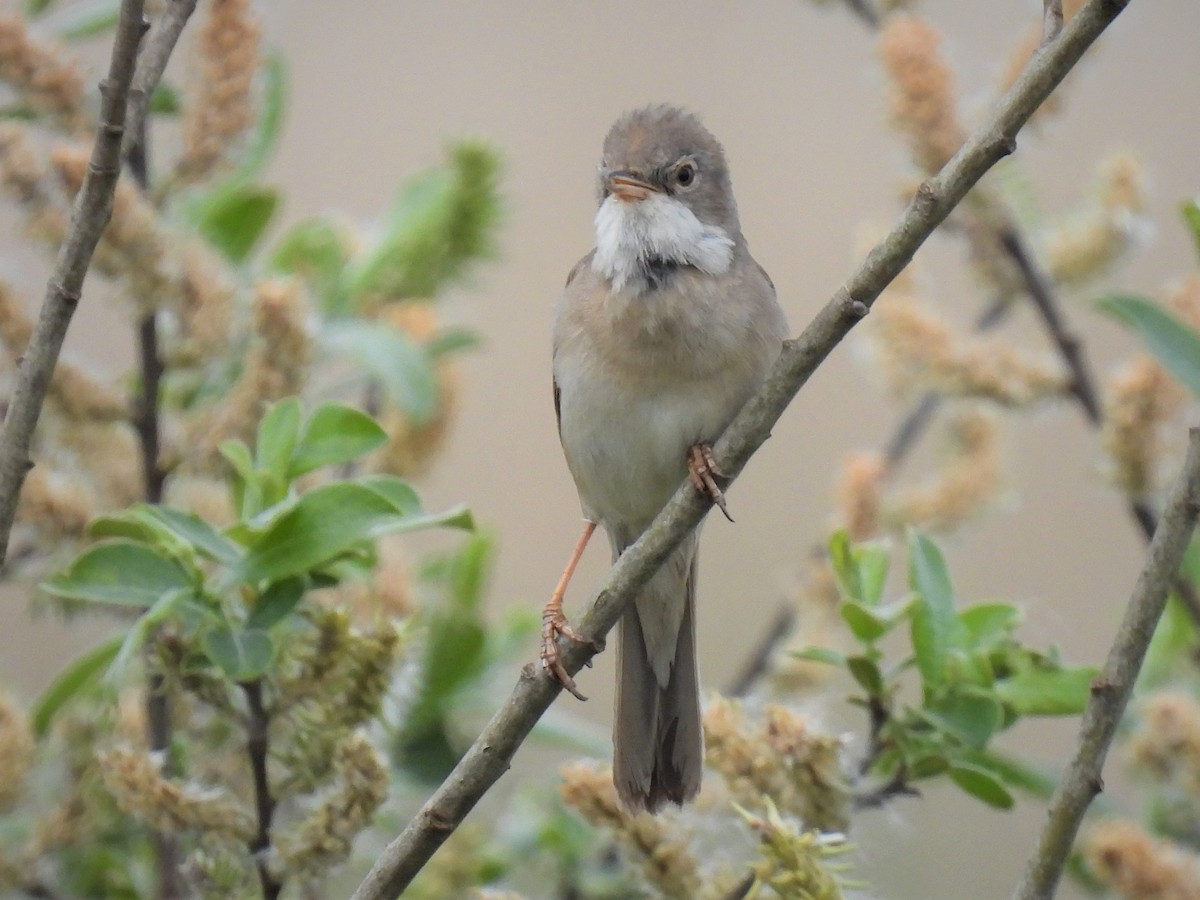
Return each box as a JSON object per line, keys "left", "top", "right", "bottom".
{"left": 591, "top": 105, "right": 742, "bottom": 294}
{"left": 597, "top": 105, "right": 740, "bottom": 234}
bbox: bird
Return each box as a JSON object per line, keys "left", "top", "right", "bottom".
{"left": 542, "top": 104, "right": 789, "bottom": 812}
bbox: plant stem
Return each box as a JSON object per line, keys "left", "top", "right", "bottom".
{"left": 1014, "top": 427, "right": 1200, "bottom": 899}
{"left": 0, "top": 0, "right": 147, "bottom": 567}
{"left": 350, "top": 3, "right": 1130, "bottom": 896}
{"left": 242, "top": 680, "right": 280, "bottom": 900}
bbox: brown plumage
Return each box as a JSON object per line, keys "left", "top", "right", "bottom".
{"left": 548, "top": 105, "right": 787, "bottom": 811}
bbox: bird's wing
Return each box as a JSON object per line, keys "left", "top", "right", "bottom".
{"left": 553, "top": 252, "right": 595, "bottom": 439}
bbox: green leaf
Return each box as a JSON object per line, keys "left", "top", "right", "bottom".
{"left": 220, "top": 440, "right": 260, "bottom": 517}
{"left": 43, "top": 541, "right": 192, "bottom": 608}
{"left": 345, "top": 141, "right": 501, "bottom": 301}
{"left": 1183, "top": 198, "right": 1200, "bottom": 261}
{"left": 1097, "top": 295, "right": 1200, "bottom": 398}
{"left": 829, "top": 530, "right": 861, "bottom": 603}
{"left": 149, "top": 83, "right": 180, "bottom": 115}
{"left": 791, "top": 647, "right": 846, "bottom": 667}
{"left": 426, "top": 326, "right": 481, "bottom": 358}
{"left": 841, "top": 601, "right": 887, "bottom": 643}
{"left": 959, "top": 603, "right": 1020, "bottom": 650}
{"left": 245, "top": 577, "right": 306, "bottom": 631}
{"left": 239, "top": 483, "right": 471, "bottom": 583}
{"left": 32, "top": 636, "right": 122, "bottom": 737}
{"left": 959, "top": 748, "right": 1058, "bottom": 800}
{"left": 289, "top": 403, "right": 388, "bottom": 477}
{"left": 108, "top": 587, "right": 193, "bottom": 683}
{"left": 50, "top": 0, "right": 119, "bottom": 39}
{"left": 26, "top": 0, "right": 56, "bottom": 16}
{"left": 995, "top": 665, "right": 1097, "bottom": 716}
{"left": 194, "top": 184, "right": 279, "bottom": 264}
{"left": 928, "top": 691, "right": 1003, "bottom": 748}
{"left": 948, "top": 763, "right": 1014, "bottom": 809}
{"left": 203, "top": 625, "right": 275, "bottom": 681}
{"left": 232, "top": 52, "right": 286, "bottom": 182}
{"left": 909, "top": 529, "right": 959, "bottom": 690}
{"left": 269, "top": 217, "right": 349, "bottom": 312}
{"left": 256, "top": 397, "right": 302, "bottom": 482}
{"left": 846, "top": 655, "right": 884, "bottom": 695}
{"left": 908, "top": 754, "right": 951, "bottom": 780}
{"left": 321, "top": 321, "right": 438, "bottom": 424}
{"left": 355, "top": 474, "right": 421, "bottom": 514}
{"left": 142, "top": 507, "right": 241, "bottom": 567}
{"left": 401, "top": 533, "right": 491, "bottom": 742}
{"left": 855, "top": 542, "right": 891, "bottom": 607}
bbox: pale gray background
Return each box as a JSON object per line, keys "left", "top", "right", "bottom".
{"left": 3, "top": 2, "right": 1199, "bottom": 897}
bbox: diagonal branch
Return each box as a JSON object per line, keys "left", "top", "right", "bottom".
{"left": 0, "top": 0, "right": 147, "bottom": 568}
{"left": 349, "top": 3, "right": 1131, "bottom": 897}
{"left": 1014, "top": 426, "right": 1200, "bottom": 899}
{"left": 122, "top": 0, "right": 200, "bottom": 173}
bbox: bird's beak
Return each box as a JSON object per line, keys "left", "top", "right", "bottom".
{"left": 607, "top": 171, "right": 659, "bottom": 202}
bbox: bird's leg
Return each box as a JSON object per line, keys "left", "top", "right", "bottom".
{"left": 541, "top": 520, "right": 597, "bottom": 701}
{"left": 688, "top": 442, "right": 733, "bottom": 522}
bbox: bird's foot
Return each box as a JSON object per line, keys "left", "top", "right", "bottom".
{"left": 541, "top": 600, "right": 589, "bottom": 701}
{"left": 688, "top": 442, "right": 733, "bottom": 522}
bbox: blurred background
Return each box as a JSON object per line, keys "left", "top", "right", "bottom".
{"left": 2, "top": 1, "right": 1199, "bottom": 897}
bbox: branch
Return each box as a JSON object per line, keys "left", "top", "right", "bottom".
{"left": 723, "top": 601, "right": 796, "bottom": 698}
{"left": 996, "top": 227, "right": 1200, "bottom": 622}
{"left": 348, "top": 4, "right": 1129, "bottom": 897}
{"left": 0, "top": 0, "right": 147, "bottom": 568}
{"left": 1014, "top": 426, "right": 1200, "bottom": 899}
{"left": 998, "top": 228, "right": 1103, "bottom": 424}
{"left": 242, "top": 680, "right": 280, "bottom": 900}
{"left": 1043, "top": 0, "right": 1066, "bottom": 44}
{"left": 122, "top": 0, "right": 200, "bottom": 170}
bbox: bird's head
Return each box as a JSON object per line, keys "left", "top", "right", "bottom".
{"left": 591, "top": 105, "right": 740, "bottom": 294}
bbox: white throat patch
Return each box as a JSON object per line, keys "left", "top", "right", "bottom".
{"left": 591, "top": 193, "right": 734, "bottom": 294}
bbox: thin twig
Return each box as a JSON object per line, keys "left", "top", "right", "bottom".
{"left": 349, "top": 4, "right": 1130, "bottom": 897}
{"left": 723, "top": 602, "right": 796, "bottom": 698}
{"left": 998, "top": 228, "right": 1102, "bottom": 423}
{"left": 242, "top": 680, "right": 280, "bottom": 900}
{"left": 122, "top": 0, "right": 200, "bottom": 168}
{"left": 883, "top": 293, "right": 1011, "bottom": 469}
{"left": 123, "top": 11, "right": 195, "bottom": 895}
{"left": 135, "top": 313, "right": 165, "bottom": 501}
{"left": 841, "top": 0, "right": 880, "bottom": 29}
{"left": 853, "top": 767, "right": 922, "bottom": 810}
{"left": 1043, "top": 0, "right": 1066, "bottom": 45}
{"left": 996, "top": 227, "right": 1200, "bottom": 623}
{"left": 0, "top": 0, "right": 147, "bottom": 568}
{"left": 1014, "top": 426, "right": 1200, "bottom": 899}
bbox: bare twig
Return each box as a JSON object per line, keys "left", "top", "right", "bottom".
{"left": 998, "top": 228, "right": 1102, "bottom": 423}
{"left": 135, "top": 313, "right": 166, "bottom": 501}
{"left": 122, "top": 0, "right": 200, "bottom": 168}
{"left": 349, "top": 4, "right": 1130, "bottom": 897}
{"left": 0, "top": 0, "right": 147, "bottom": 568}
{"left": 1014, "top": 426, "right": 1200, "bottom": 899}
{"left": 121, "top": 11, "right": 198, "bottom": 896}
{"left": 1043, "top": 0, "right": 1066, "bottom": 44}
{"left": 723, "top": 601, "right": 796, "bottom": 698}
{"left": 996, "top": 227, "right": 1200, "bottom": 623}
{"left": 242, "top": 680, "right": 280, "bottom": 900}
{"left": 842, "top": 0, "right": 880, "bottom": 29}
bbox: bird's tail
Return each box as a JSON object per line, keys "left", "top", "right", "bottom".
{"left": 612, "top": 548, "right": 703, "bottom": 812}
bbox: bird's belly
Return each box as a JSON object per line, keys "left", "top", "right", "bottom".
{"left": 559, "top": 370, "right": 743, "bottom": 532}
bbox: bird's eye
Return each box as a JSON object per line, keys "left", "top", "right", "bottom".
{"left": 674, "top": 162, "right": 696, "bottom": 187}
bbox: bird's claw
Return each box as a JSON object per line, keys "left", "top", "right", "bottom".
{"left": 688, "top": 443, "right": 733, "bottom": 522}
{"left": 541, "top": 605, "right": 589, "bottom": 701}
